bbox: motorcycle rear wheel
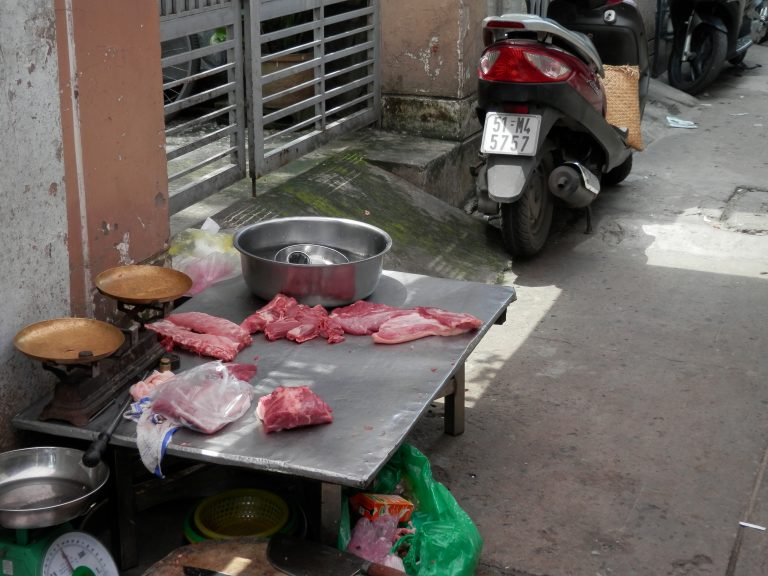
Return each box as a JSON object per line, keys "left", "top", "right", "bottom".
{"left": 500, "top": 162, "right": 553, "bottom": 258}
{"left": 602, "top": 153, "right": 633, "bottom": 186}
{"left": 668, "top": 22, "right": 727, "bottom": 95}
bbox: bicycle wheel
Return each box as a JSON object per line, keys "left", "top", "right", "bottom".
{"left": 161, "top": 34, "right": 200, "bottom": 119}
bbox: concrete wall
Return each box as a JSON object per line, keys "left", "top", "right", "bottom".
{"left": 380, "top": 0, "right": 486, "bottom": 140}
{"left": 0, "top": 0, "right": 168, "bottom": 452}
{"left": 0, "top": 1, "right": 71, "bottom": 452}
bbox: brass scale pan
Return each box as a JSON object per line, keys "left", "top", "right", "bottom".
{"left": 14, "top": 265, "right": 192, "bottom": 365}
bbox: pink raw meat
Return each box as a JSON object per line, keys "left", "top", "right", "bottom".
{"left": 264, "top": 303, "right": 345, "bottom": 344}
{"left": 256, "top": 386, "right": 333, "bottom": 433}
{"left": 129, "top": 370, "right": 175, "bottom": 401}
{"left": 417, "top": 307, "right": 482, "bottom": 331}
{"left": 224, "top": 362, "right": 258, "bottom": 382}
{"left": 146, "top": 320, "right": 240, "bottom": 361}
{"left": 243, "top": 295, "right": 344, "bottom": 344}
{"left": 321, "top": 315, "right": 345, "bottom": 344}
{"left": 329, "top": 301, "right": 411, "bottom": 335}
{"left": 240, "top": 294, "right": 297, "bottom": 334}
{"left": 372, "top": 308, "right": 482, "bottom": 345}
{"left": 168, "top": 311, "right": 251, "bottom": 350}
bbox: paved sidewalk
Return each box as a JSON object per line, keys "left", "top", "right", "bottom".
{"left": 407, "top": 46, "right": 768, "bottom": 575}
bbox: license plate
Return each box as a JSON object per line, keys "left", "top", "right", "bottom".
{"left": 480, "top": 112, "right": 541, "bottom": 156}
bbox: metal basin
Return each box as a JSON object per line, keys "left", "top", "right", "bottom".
{"left": 233, "top": 217, "right": 392, "bottom": 307}
{"left": 0, "top": 446, "right": 110, "bottom": 529}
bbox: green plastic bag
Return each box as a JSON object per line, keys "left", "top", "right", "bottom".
{"left": 339, "top": 444, "right": 482, "bottom": 575}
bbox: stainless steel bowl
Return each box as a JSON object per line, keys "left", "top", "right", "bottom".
{"left": 233, "top": 217, "right": 392, "bottom": 307}
{"left": 0, "top": 446, "right": 110, "bottom": 529}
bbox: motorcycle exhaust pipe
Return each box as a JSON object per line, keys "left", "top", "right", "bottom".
{"left": 548, "top": 162, "right": 600, "bottom": 208}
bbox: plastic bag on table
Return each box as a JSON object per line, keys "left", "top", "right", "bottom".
{"left": 338, "top": 444, "right": 482, "bottom": 576}
{"left": 169, "top": 221, "right": 241, "bottom": 296}
{"left": 134, "top": 361, "right": 254, "bottom": 477}
{"left": 150, "top": 360, "right": 254, "bottom": 434}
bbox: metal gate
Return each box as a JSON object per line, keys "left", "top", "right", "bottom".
{"left": 245, "top": 0, "right": 380, "bottom": 179}
{"left": 160, "top": 0, "right": 247, "bottom": 214}
{"left": 160, "top": 0, "right": 379, "bottom": 212}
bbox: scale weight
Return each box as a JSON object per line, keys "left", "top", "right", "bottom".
{"left": 0, "top": 526, "right": 118, "bottom": 576}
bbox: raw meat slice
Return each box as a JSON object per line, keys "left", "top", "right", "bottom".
{"left": 320, "top": 315, "right": 345, "bottom": 344}
{"left": 372, "top": 308, "right": 482, "bottom": 345}
{"left": 256, "top": 385, "right": 333, "bottom": 433}
{"left": 168, "top": 311, "right": 252, "bottom": 350}
{"left": 224, "top": 362, "right": 258, "bottom": 382}
{"left": 329, "top": 301, "right": 411, "bottom": 335}
{"left": 284, "top": 305, "right": 337, "bottom": 344}
{"left": 240, "top": 293, "right": 297, "bottom": 334}
{"left": 261, "top": 301, "right": 345, "bottom": 344}
{"left": 146, "top": 319, "right": 240, "bottom": 362}
{"left": 151, "top": 361, "right": 253, "bottom": 434}
{"left": 129, "top": 369, "right": 175, "bottom": 401}
{"left": 416, "top": 307, "right": 482, "bottom": 331}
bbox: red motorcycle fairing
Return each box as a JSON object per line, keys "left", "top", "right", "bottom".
{"left": 478, "top": 39, "right": 606, "bottom": 114}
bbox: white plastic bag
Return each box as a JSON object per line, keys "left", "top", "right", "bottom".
{"left": 169, "top": 222, "right": 241, "bottom": 295}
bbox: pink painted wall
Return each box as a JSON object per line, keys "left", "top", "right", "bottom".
{"left": 381, "top": 0, "right": 485, "bottom": 99}
{"left": 57, "top": 0, "right": 169, "bottom": 317}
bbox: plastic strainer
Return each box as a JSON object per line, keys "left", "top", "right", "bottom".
{"left": 193, "top": 488, "right": 289, "bottom": 540}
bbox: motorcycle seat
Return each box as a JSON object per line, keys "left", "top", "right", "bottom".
{"left": 487, "top": 13, "right": 604, "bottom": 75}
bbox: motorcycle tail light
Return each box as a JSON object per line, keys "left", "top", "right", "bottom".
{"left": 503, "top": 104, "right": 530, "bottom": 114}
{"left": 524, "top": 52, "right": 572, "bottom": 80}
{"left": 479, "top": 50, "right": 501, "bottom": 75}
{"left": 478, "top": 43, "right": 573, "bottom": 83}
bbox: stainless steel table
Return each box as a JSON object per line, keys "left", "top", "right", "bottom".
{"left": 14, "top": 270, "right": 515, "bottom": 567}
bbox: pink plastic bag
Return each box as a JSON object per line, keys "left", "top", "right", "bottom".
{"left": 346, "top": 514, "right": 400, "bottom": 565}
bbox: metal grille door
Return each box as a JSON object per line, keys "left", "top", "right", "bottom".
{"left": 246, "top": 0, "right": 380, "bottom": 179}
{"left": 160, "top": 0, "right": 247, "bottom": 214}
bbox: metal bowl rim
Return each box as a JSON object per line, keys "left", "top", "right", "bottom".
{"left": 0, "top": 446, "right": 110, "bottom": 515}
{"left": 233, "top": 216, "right": 392, "bottom": 267}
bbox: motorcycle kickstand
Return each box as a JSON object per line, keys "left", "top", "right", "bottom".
{"left": 584, "top": 206, "right": 593, "bottom": 235}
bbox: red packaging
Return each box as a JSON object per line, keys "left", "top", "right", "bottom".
{"left": 349, "top": 493, "right": 414, "bottom": 523}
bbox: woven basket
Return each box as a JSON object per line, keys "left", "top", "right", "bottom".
{"left": 602, "top": 65, "right": 644, "bottom": 151}
{"left": 193, "top": 489, "right": 290, "bottom": 540}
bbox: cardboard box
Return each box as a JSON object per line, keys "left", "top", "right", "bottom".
{"left": 349, "top": 493, "right": 414, "bottom": 523}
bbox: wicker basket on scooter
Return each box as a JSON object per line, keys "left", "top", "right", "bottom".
{"left": 603, "top": 64, "right": 645, "bottom": 151}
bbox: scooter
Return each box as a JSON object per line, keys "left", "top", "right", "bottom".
{"left": 748, "top": 0, "right": 768, "bottom": 43}
{"left": 667, "top": 0, "right": 754, "bottom": 94}
{"left": 472, "top": 0, "right": 649, "bottom": 257}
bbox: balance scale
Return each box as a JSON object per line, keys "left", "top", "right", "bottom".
{"left": 0, "top": 525, "right": 118, "bottom": 576}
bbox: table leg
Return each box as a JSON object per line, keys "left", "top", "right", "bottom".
{"left": 444, "top": 364, "right": 465, "bottom": 436}
{"left": 303, "top": 481, "right": 342, "bottom": 546}
{"left": 321, "top": 482, "right": 342, "bottom": 545}
{"left": 110, "top": 447, "right": 138, "bottom": 569}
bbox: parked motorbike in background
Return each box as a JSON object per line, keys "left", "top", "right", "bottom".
{"left": 472, "top": 0, "right": 649, "bottom": 257}
{"left": 748, "top": 0, "right": 768, "bottom": 43}
{"left": 667, "top": 0, "right": 759, "bottom": 94}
